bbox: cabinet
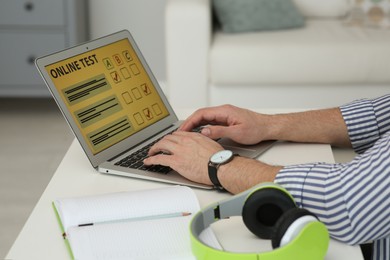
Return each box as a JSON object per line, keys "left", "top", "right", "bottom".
{"left": 0, "top": 0, "right": 88, "bottom": 97}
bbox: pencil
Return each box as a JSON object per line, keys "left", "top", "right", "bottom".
{"left": 78, "top": 212, "right": 192, "bottom": 227}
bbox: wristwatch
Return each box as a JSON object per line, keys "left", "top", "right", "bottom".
{"left": 208, "top": 150, "right": 236, "bottom": 190}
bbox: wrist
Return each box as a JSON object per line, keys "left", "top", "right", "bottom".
{"left": 257, "top": 113, "right": 280, "bottom": 141}
{"left": 263, "top": 113, "right": 297, "bottom": 141}
{"left": 208, "top": 150, "right": 237, "bottom": 190}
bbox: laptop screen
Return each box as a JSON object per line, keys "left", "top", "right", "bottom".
{"left": 44, "top": 39, "right": 170, "bottom": 155}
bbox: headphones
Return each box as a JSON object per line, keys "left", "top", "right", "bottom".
{"left": 190, "top": 183, "right": 329, "bottom": 260}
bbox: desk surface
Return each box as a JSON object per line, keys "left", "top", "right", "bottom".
{"left": 7, "top": 137, "right": 362, "bottom": 259}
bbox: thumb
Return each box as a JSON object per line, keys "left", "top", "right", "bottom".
{"left": 201, "top": 125, "right": 231, "bottom": 140}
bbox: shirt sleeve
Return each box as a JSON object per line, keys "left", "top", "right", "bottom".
{"left": 274, "top": 95, "right": 390, "bottom": 260}
{"left": 340, "top": 94, "right": 390, "bottom": 154}
{"left": 275, "top": 145, "right": 390, "bottom": 246}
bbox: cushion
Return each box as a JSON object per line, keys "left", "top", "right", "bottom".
{"left": 345, "top": 0, "right": 390, "bottom": 29}
{"left": 212, "top": 0, "right": 305, "bottom": 33}
{"left": 293, "top": 0, "right": 350, "bottom": 18}
{"left": 209, "top": 20, "right": 390, "bottom": 85}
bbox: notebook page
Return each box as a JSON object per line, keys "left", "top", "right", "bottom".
{"left": 54, "top": 186, "right": 200, "bottom": 232}
{"left": 68, "top": 215, "right": 195, "bottom": 260}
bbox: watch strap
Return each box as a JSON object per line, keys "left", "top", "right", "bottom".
{"left": 208, "top": 164, "right": 224, "bottom": 191}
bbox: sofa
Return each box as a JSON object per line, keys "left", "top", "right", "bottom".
{"left": 165, "top": 0, "right": 390, "bottom": 110}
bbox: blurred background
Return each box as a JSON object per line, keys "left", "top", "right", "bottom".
{"left": 2, "top": 0, "right": 389, "bottom": 257}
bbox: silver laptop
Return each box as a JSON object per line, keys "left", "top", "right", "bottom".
{"left": 35, "top": 30, "right": 274, "bottom": 189}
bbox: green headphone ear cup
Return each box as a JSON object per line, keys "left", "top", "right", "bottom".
{"left": 242, "top": 187, "right": 296, "bottom": 239}
{"left": 271, "top": 208, "right": 317, "bottom": 249}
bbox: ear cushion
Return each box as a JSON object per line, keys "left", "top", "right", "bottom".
{"left": 242, "top": 187, "right": 296, "bottom": 239}
{"left": 271, "top": 208, "right": 317, "bottom": 249}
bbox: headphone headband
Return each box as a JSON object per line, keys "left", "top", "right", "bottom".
{"left": 190, "top": 182, "right": 329, "bottom": 260}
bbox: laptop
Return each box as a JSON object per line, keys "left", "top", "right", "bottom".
{"left": 35, "top": 30, "right": 275, "bottom": 189}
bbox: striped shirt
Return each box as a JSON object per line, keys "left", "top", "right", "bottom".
{"left": 275, "top": 94, "right": 390, "bottom": 260}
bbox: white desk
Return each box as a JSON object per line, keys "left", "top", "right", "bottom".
{"left": 7, "top": 138, "right": 362, "bottom": 259}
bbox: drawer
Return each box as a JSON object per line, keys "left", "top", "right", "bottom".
{"left": 0, "top": 0, "right": 64, "bottom": 27}
{"left": 0, "top": 32, "right": 66, "bottom": 86}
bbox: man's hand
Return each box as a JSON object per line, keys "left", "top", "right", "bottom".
{"left": 179, "top": 104, "right": 272, "bottom": 145}
{"left": 144, "top": 131, "right": 224, "bottom": 185}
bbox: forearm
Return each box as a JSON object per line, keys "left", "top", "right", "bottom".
{"left": 218, "top": 156, "right": 282, "bottom": 194}
{"left": 262, "top": 108, "right": 351, "bottom": 147}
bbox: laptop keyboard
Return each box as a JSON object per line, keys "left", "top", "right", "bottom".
{"left": 114, "top": 131, "right": 174, "bottom": 174}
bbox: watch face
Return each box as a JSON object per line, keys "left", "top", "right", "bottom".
{"left": 210, "top": 150, "right": 233, "bottom": 164}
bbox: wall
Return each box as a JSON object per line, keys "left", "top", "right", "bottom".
{"left": 88, "top": 0, "right": 167, "bottom": 82}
